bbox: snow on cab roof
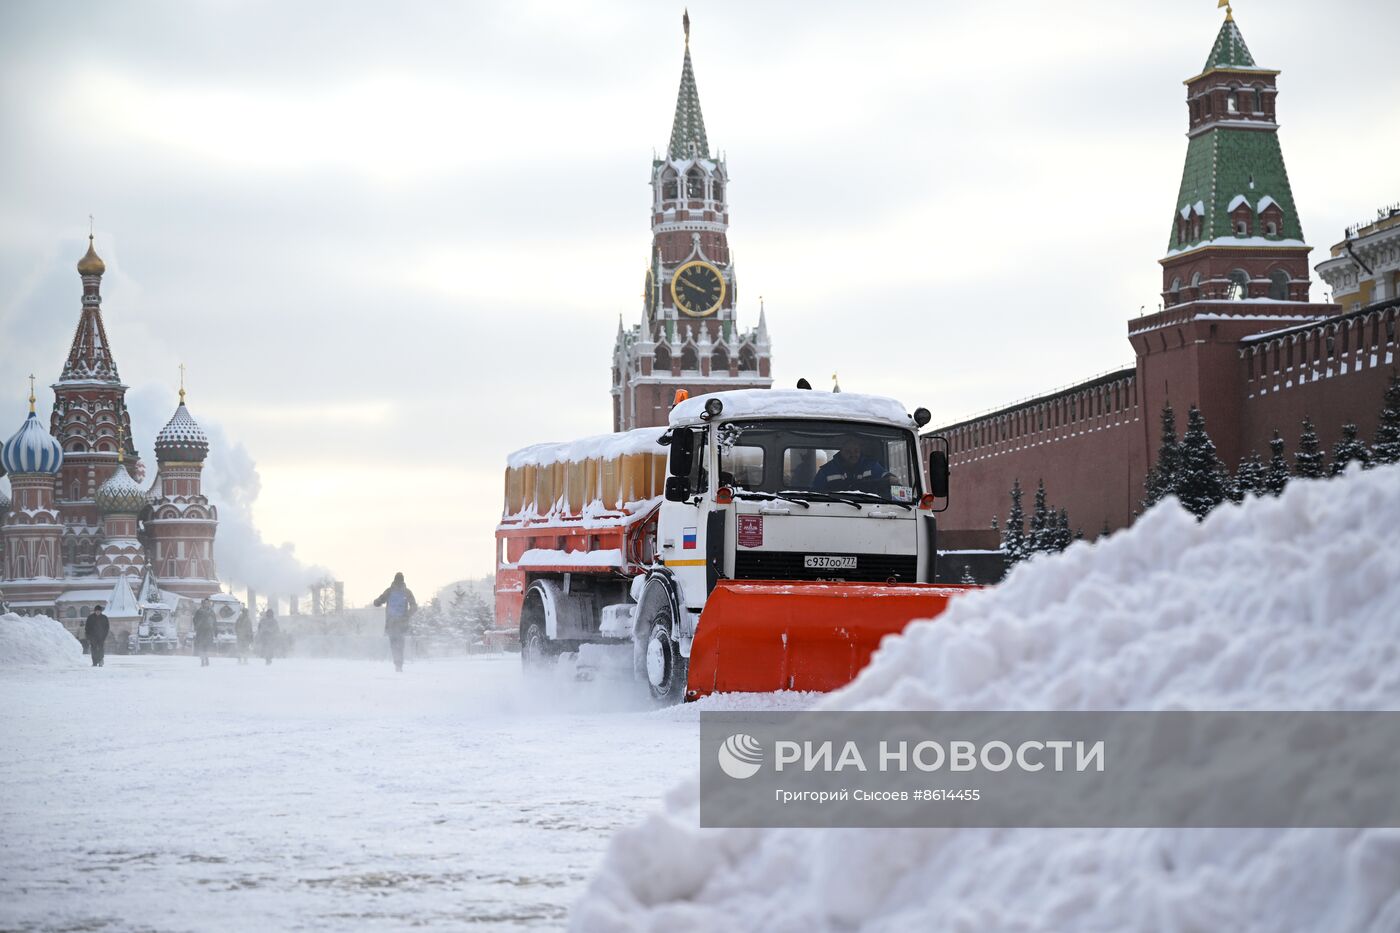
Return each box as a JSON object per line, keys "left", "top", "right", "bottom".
{"left": 506, "top": 425, "right": 666, "bottom": 469}
{"left": 670, "top": 389, "right": 915, "bottom": 429}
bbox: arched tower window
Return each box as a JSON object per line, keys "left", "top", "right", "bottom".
{"left": 1268, "top": 271, "right": 1290, "bottom": 301}
{"left": 1226, "top": 269, "right": 1250, "bottom": 301}
{"left": 686, "top": 167, "right": 705, "bottom": 200}
{"left": 738, "top": 344, "right": 757, "bottom": 372}
{"left": 1169, "top": 277, "right": 1181, "bottom": 305}
{"left": 1254, "top": 87, "right": 1265, "bottom": 113}
{"left": 661, "top": 170, "right": 678, "bottom": 202}
{"left": 680, "top": 344, "right": 699, "bottom": 371}
{"left": 711, "top": 345, "right": 730, "bottom": 372}
{"left": 1226, "top": 90, "right": 1239, "bottom": 114}
{"left": 711, "top": 178, "right": 724, "bottom": 202}
{"left": 655, "top": 345, "right": 672, "bottom": 372}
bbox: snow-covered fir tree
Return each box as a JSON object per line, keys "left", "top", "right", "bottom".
{"left": 1001, "top": 480, "right": 1027, "bottom": 565}
{"left": 1029, "top": 480, "right": 1051, "bottom": 555}
{"left": 1373, "top": 374, "right": 1400, "bottom": 466}
{"left": 1329, "top": 423, "right": 1371, "bottom": 475}
{"left": 1264, "top": 430, "right": 1290, "bottom": 496}
{"left": 1143, "top": 403, "right": 1181, "bottom": 510}
{"left": 959, "top": 566, "right": 976, "bottom": 585}
{"left": 1175, "top": 406, "right": 1234, "bottom": 520}
{"left": 1053, "top": 508, "right": 1074, "bottom": 551}
{"left": 1294, "top": 417, "right": 1327, "bottom": 478}
{"left": 1234, "top": 451, "right": 1267, "bottom": 500}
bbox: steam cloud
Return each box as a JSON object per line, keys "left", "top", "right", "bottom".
{"left": 125, "top": 388, "right": 332, "bottom": 596}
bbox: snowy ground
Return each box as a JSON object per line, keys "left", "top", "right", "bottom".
{"left": 0, "top": 654, "right": 810, "bottom": 932}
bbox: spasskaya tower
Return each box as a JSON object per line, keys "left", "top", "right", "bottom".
{"left": 611, "top": 11, "right": 772, "bottom": 431}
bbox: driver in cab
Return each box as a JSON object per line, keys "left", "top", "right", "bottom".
{"left": 813, "top": 437, "right": 895, "bottom": 491}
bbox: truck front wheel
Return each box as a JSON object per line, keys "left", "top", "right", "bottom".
{"left": 642, "top": 605, "right": 687, "bottom": 704}
{"left": 521, "top": 619, "right": 553, "bottom": 669}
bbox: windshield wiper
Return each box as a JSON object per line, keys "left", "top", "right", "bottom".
{"left": 733, "top": 490, "right": 810, "bottom": 508}
{"left": 777, "top": 489, "right": 863, "bottom": 509}
{"left": 826, "top": 490, "right": 913, "bottom": 510}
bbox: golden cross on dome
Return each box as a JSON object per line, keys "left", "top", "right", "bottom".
{"left": 1218, "top": 0, "right": 1233, "bottom": 21}
{"left": 27, "top": 374, "right": 36, "bottom": 412}
{"left": 178, "top": 363, "right": 186, "bottom": 403}
{"left": 89, "top": 214, "right": 94, "bottom": 237}
{"left": 117, "top": 425, "right": 126, "bottom": 463}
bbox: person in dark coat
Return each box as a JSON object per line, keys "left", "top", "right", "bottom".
{"left": 373, "top": 572, "right": 418, "bottom": 672}
{"left": 256, "top": 608, "right": 280, "bottom": 665}
{"left": 192, "top": 598, "right": 216, "bottom": 667}
{"left": 83, "top": 603, "right": 110, "bottom": 668}
{"left": 234, "top": 608, "right": 254, "bottom": 665}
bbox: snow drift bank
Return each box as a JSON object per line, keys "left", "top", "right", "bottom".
{"left": 574, "top": 465, "right": 1400, "bottom": 933}
{"left": 0, "top": 613, "right": 83, "bottom": 668}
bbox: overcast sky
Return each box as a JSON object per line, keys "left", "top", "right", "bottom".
{"left": 2, "top": 0, "right": 1397, "bottom": 605}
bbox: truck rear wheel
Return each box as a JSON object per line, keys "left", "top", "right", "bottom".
{"left": 642, "top": 604, "right": 687, "bottom": 704}
{"left": 521, "top": 619, "right": 553, "bottom": 669}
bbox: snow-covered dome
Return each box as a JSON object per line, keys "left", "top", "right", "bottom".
{"left": 154, "top": 399, "right": 209, "bottom": 462}
{"left": 2, "top": 410, "right": 63, "bottom": 476}
{"left": 95, "top": 463, "right": 146, "bottom": 514}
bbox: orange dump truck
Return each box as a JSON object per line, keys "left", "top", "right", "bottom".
{"left": 494, "top": 388, "right": 976, "bottom": 702}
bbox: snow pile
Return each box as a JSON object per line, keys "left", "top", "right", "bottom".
{"left": 574, "top": 465, "right": 1400, "bottom": 933}
{"left": 0, "top": 613, "right": 83, "bottom": 668}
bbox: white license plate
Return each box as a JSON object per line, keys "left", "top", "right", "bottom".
{"left": 804, "top": 555, "right": 857, "bottom": 570}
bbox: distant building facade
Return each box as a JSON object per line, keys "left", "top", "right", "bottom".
{"left": 930, "top": 12, "right": 1396, "bottom": 547}
{"left": 611, "top": 15, "right": 772, "bottom": 431}
{"left": 0, "top": 237, "right": 228, "bottom": 638}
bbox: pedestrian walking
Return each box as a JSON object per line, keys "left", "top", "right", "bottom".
{"left": 193, "top": 598, "right": 216, "bottom": 667}
{"left": 83, "top": 603, "right": 110, "bottom": 668}
{"left": 257, "top": 608, "right": 280, "bottom": 665}
{"left": 234, "top": 607, "right": 254, "bottom": 665}
{"left": 373, "top": 572, "right": 417, "bottom": 672}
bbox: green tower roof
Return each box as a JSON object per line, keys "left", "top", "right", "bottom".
{"left": 1202, "top": 14, "right": 1256, "bottom": 72}
{"left": 1166, "top": 15, "right": 1304, "bottom": 256}
{"left": 667, "top": 16, "right": 710, "bottom": 161}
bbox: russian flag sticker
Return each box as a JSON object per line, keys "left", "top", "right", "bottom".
{"left": 682, "top": 527, "right": 698, "bottom": 549}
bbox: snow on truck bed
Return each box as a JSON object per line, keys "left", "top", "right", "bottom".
{"left": 573, "top": 464, "right": 1400, "bottom": 933}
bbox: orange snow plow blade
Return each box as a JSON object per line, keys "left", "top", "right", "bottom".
{"left": 685, "top": 580, "right": 977, "bottom": 700}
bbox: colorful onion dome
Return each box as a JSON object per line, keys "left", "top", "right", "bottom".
{"left": 2, "top": 410, "right": 63, "bottom": 476}
{"left": 95, "top": 463, "right": 146, "bottom": 514}
{"left": 77, "top": 235, "right": 106, "bottom": 277}
{"left": 154, "top": 397, "right": 209, "bottom": 462}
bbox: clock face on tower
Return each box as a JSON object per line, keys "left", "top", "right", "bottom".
{"left": 671, "top": 260, "right": 726, "bottom": 317}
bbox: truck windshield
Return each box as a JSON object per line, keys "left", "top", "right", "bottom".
{"left": 715, "top": 419, "right": 921, "bottom": 504}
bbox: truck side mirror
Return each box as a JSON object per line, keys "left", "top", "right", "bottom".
{"left": 928, "top": 450, "right": 950, "bottom": 499}
{"left": 669, "top": 429, "right": 696, "bottom": 477}
{"left": 665, "top": 476, "right": 692, "bottom": 502}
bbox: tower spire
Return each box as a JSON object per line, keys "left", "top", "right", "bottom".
{"left": 668, "top": 11, "right": 709, "bottom": 160}
{"left": 179, "top": 363, "right": 186, "bottom": 404}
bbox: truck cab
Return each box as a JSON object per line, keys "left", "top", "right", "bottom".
{"left": 634, "top": 389, "right": 948, "bottom": 701}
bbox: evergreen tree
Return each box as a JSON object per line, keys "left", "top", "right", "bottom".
{"left": 1028, "top": 480, "right": 1051, "bottom": 554}
{"left": 1264, "top": 431, "right": 1290, "bottom": 496}
{"left": 1143, "top": 403, "right": 1181, "bottom": 510}
{"left": 1175, "top": 406, "right": 1233, "bottom": 520}
{"left": 1294, "top": 417, "right": 1326, "bottom": 478}
{"left": 959, "top": 566, "right": 977, "bottom": 585}
{"left": 1372, "top": 373, "right": 1400, "bottom": 466}
{"left": 1234, "top": 451, "right": 1267, "bottom": 500}
{"left": 1001, "top": 480, "right": 1027, "bottom": 565}
{"left": 1329, "top": 422, "right": 1371, "bottom": 476}
{"left": 1053, "top": 508, "right": 1074, "bottom": 551}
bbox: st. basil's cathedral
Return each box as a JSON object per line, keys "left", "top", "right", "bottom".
{"left": 0, "top": 236, "right": 229, "bottom": 637}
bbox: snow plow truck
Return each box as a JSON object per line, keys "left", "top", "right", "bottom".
{"left": 493, "top": 388, "right": 975, "bottom": 702}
